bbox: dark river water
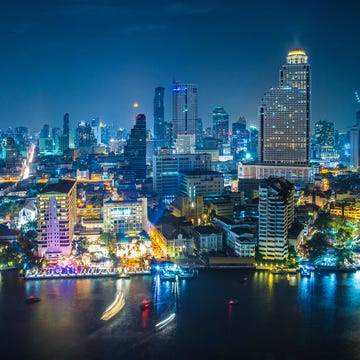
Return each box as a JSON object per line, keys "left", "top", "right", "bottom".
{"left": 1, "top": 269, "right": 360, "bottom": 360}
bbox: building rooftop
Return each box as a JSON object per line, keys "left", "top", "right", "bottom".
{"left": 193, "top": 225, "right": 222, "bottom": 235}
{"left": 180, "top": 169, "right": 222, "bottom": 176}
{"left": 39, "top": 179, "right": 76, "bottom": 194}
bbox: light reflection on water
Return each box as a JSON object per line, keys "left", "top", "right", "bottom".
{"left": 2, "top": 271, "right": 360, "bottom": 359}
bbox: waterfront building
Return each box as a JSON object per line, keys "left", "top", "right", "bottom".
{"left": 37, "top": 180, "right": 77, "bottom": 258}
{"left": 193, "top": 225, "right": 223, "bottom": 254}
{"left": 258, "top": 177, "right": 294, "bottom": 260}
{"left": 124, "top": 114, "right": 147, "bottom": 180}
{"left": 103, "top": 198, "right": 148, "bottom": 236}
{"left": 213, "top": 106, "right": 229, "bottom": 144}
{"left": 255, "top": 49, "right": 310, "bottom": 181}
{"left": 153, "top": 152, "right": 212, "bottom": 198}
{"left": 172, "top": 82, "right": 198, "bottom": 142}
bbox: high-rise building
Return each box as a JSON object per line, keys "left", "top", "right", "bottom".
{"left": 63, "top": 113, "right": 70, "bottom": 150}
{"left": 37, "top": 180, "right": 76, "bottom": 258}
{"left": 40, "top": 124, "right": 50, "bottom": 139}
{"left": 212, "top": 106, "right": 229, "bottom": 144}
{"left": 172, "top": 82, "right": 198, "bottom": 141}
{"left": 258, "top": 177, "right": 294, "bottom": 260}
{"left": 259, "top": 49, "right": 310, "bottom": 165}
{"left": 124, "top": 114, "right": 147, "bottom": 180}
{"left": 154, "top": 87, "right": 165, "bottom": 144}
{"left": 153, "top": 152, "right": 212, "bottom": 198}
{"left": 314, "top": 120, "right": 335, "bottom": 160}
{"left": 350, "top": 111, "right": 360, "bottom": 168}
{"left": 75, "top": 121, "right": 97, "bottom": 154}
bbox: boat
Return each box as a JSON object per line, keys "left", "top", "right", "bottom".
{"left": 140, "top": 299, "right": 153, "bottom": 311}
{"left": 117, "top": 273, "right": 130, "bottom": 279}
{"left": 24, "top": 295, "right": 41, "bottom": 304}
{"left": 300, "top": 268, "right": 311, "bottom": 277}
{"left": 270, "top": 268, "right": 286, "bottom": 275}
{"left": 228, "top": 299, "right": 239, "bottom": 305}
{"left": 177, "top": 270, "right": 195, "bottom": 279}
{"left": 240, "top": 276, "right": 248, "bottom": 284}
{"left": 100, "top": 292, "right": 125, "bottom": 321}
{"left": 160, "top": 272, "right": 176, "bottom": 281}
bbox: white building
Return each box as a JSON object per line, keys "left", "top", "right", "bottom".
{"left": 258, "top": 177, "right": 295, "bottom": 260}
{"left": 193, "top": 226, "right": 223, "bottom": 254}
{"left": 179, "top": 170, "right": 224, "bottom": 199}
{"left": 103, "top": 198, "right": 148, "bottom": 236}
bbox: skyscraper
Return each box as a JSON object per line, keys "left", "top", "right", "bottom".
{"left": 153, "top": 86, "right": 165, "bottom": 143}
{"left": 350, "top": 111, "right": 360, "bottom": 168}
{"left": 124, "top": 114, "right": 147, "bottom": 180}
{"left": 212, "top": 106, "right": 229, "bottom": 144}
{"left": 63, "top": 112, "right": 70, "bottom": 150}
{"left": 259, "top": 49, "right": 310, "bottom": 165}
{"left": 314, "top": 120, "right": 335, "bottom": 160}
{"left": 172, "top": 82, "right": 198, "bottom": 142}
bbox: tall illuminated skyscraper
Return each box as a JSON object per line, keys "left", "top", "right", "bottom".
{"left": 154, "top": 86, "right": 165, "bottom": 143}
{"left": 212, "top": 106, "right": 229, "bottom": 144}
{"left": 124, "top": 114, "right": 146, "bottom": 180}
{"left": 259, "top": 49, "right": 311, "bottom": 165}
{"left": 172, "top": 82, "right": 198, "bottom": 142}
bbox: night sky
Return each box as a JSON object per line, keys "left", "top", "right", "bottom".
{"left": 1, "top": 0, "right": 359, "bottom": 133}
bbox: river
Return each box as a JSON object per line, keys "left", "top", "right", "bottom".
{"left": 1, "top": 270, "right": 360, "bottom": 360}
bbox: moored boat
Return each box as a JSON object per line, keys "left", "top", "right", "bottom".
{"left": 25, "top": 295, "right": 41, "bottom": 304}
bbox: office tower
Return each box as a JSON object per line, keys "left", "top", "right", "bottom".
{"left": 314, "top": 120, "right": 335, "bottom": 160}
{"left": 175, "top": 134, "right": 196, "bottom": 154}
{"left": 15, "top": 127, "right": 28, "bottom": 141}
{"left": 63, "top": 113, "right": 70, "bottom": 150}
{"left": 350, "top": 111, "right": 360, "bottom": 168}
{"left": 37, "top": 180, "right": 76, "bottom": 258}
{"left": 153, "top": 152, "right": 212, "bottom": 198}
{"left": 52, "top": 127, "right": 61, "bottom": 142}
{"left": 154, "top": 86, "right": 165, "bottom": 145}
{"left": 259, "top": 49, "right": 310, "bottom": 165}
{"left": 196, "top": 118, "right": 203, "bottom": 149}
{"left": 5, "top": 137, "right": 20, "bottom": 166}
{"left": 172, "top": 82, "right": 198, "bottom": 141}
{"left": 124, "top": 114, "right": 146, "bottom": 180}
{"left": 14, "top": 127, "right": 28, "bottom": 156}
{"left": 75, "top": 121, "right": 96, "bottom": 151}
{"left": 231, "top": 117, "right": 249, "bottom": 160}
{"left": 258, "top": 177, "right": 294, "bottom": 260}
{"left": 212, "top": 106, "right": 229, "bottom": 144}
{"left": 91, "top": 118, "right": 101, "bottom": 145}
{"left": 248, "top": 126, "right": 258, "bottom": 160}
{"left": 40, "top": 124, "right": 50, "bottom": 139}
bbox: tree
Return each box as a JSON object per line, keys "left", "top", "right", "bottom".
{"left": 301, "top": 232, "right": 330, "bottom": 262}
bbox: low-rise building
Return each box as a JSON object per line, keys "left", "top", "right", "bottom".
{"left": 193, "top": 225, "right": 223, "bottom": 254}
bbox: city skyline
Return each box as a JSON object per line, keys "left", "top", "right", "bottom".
{"left": 0, "top": 0, "right": 359, "bottom": 132}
